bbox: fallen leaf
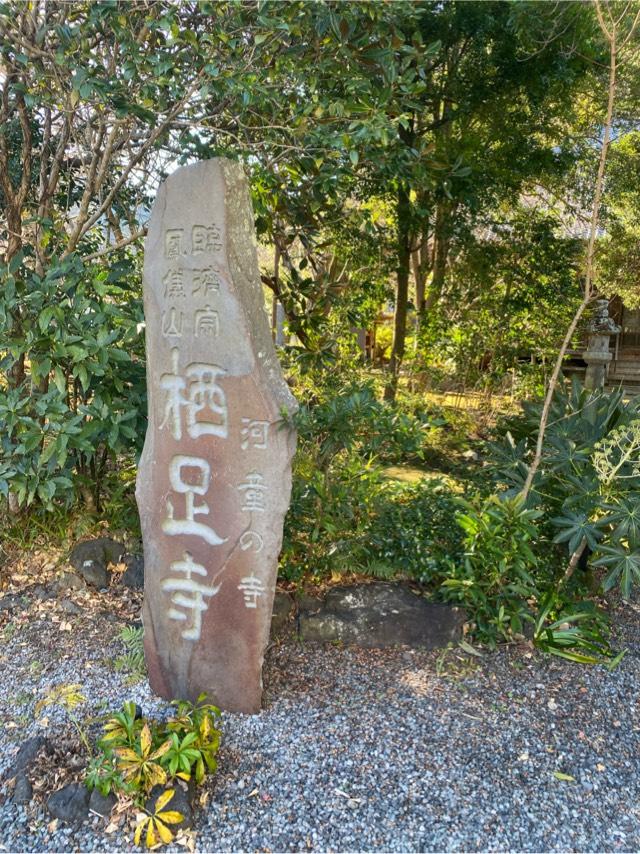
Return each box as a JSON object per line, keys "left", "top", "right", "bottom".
{"left": 47, "top": 819, "right": 59, "bottom": 833}
{"left": 553, "top": 771, "right": 575, "bottom": 782}
{"left": 248, "top": 788, "right": 259, "bottom": 798}
{"left": 596, "top": 763, "right": 606, "bottom": 772}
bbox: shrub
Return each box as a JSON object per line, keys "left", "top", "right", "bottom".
{"left": 280, "top": 383, "right": 454, "bottom": 581}
{"left": 86, "top": 696, "right": 221, "bottom": 848}
{"left": 0, "top": 253, "right": 146, "bottom": 513}
{"left": 489, "top": 380, "right": 640, "bottom": 598}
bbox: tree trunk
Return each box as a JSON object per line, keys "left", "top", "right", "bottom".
{"left": 384, "top": 184, "right": 412, "bottom": 402}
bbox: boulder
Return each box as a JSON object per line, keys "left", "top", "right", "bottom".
{"left": 0, "top": 593, "right": 23, "bottom": 613}
{"left": 54, "top": 571, "right": 87, "bottom": 593}
{"left": 121, "top": 554, "right": 144, "bottom": 589}
{"left": 298, "top": 583, "right": 465, "bottom": 649}
{"left": 270, "top": 591, "right": 294, "bottom": 636}
{"left": 60, "top": 599, "right": 82, "bottom": 616}
{"left": 69, "top": 538, "right": 124, "bottom": 589}
{"left": 88, "top": 788, "right": 117, "bottom": 818}
{"left": 47, "top": 782, "right": 90, "bottom": 823}
{"left": 12, "top": 773, "right": 33, "bottom": 804}
{"left": 9, "top": 736, "right": 51, "bottom": 776}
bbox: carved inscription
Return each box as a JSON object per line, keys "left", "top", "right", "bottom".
{"left": 138, "top": 160, "right": 298, "bottom": 713}
{"left": 161, "top": 551, "right": 221, "bottom": 640}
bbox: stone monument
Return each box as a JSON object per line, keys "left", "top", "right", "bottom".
{"left": 583, "top": 299, "right": 620, "bottom": 390}
{"left": 136, "top": 159, "right": 297, "bottom": 714}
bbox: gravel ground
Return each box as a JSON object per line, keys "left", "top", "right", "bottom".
{"left": 0, "top": 574, "right": 639, "bottom": 853}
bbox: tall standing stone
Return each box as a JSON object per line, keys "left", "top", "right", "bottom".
{"left": 136, "top": 159, "right": 297, "bottom": 714}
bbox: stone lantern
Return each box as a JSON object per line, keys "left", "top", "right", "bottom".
{"left": 583, "top": 299, "right": 621, "bottom": 390}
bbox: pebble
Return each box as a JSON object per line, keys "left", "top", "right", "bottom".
{"left": 0, "top": 592, "right": 639, "bottom": 851}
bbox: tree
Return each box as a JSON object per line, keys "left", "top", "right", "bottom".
{"left": 0, "top": 1, "right": 291, "bottom": 510}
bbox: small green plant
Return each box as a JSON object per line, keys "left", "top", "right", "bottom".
{"left": 35, "top": 682, "right": 91, "bottom": 753}
{"left": 441, "top": 494, "right": 544, "bottom": 645}
{"left": 114, "top": 625, "right": 146, "bottom": 683}
{"left": 85, "top": 696, "right": 222, "bottom": 848}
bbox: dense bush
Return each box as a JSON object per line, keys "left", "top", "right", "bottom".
{"left": 281, "top": 382, "right": 462, "bottom": 582}
{"left": 436, "top": 380, "right": 640, "bottom": 655}
{"left": 0, "top": 253, "right": 145, "bottom": 513}
{"left": 491, "top": 380, "right": 640, "bottom": 597}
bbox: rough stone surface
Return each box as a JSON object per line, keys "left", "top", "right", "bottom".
{"left": 60, "top": 599, "right": 82, "bottom": 616}
{"left": 0, "top": 593, "right": 23, "bottom": 613}
{"left": 299, "top": 583, "right": 465, "bottom": 649}
{"left": 271, "top": 591, "right": 294, "bottom": 636}
{"left": 8, "top": 736, "right": 50, "bottom": 776}
{"left": 121, "top": 554, "right": 144, "bottom": 589}
{"left": 88, "top": 788, "right": 116, "bottom": 818}
{"left": 137, "top": 159, "right": 297, "bottom": 714}
{"left": 77, "top": 561, "right": 108, "bottom": 590}
{"left": 69, "top": 538, "right": 124, "bottom": 571}
{"left": 54, "top": 571, "right": 87, "bottom": 593}
{"left": 69, "top": 538, "right": 124, "bottom": 589}
{"left": 31, "top": 584, "right": 55, "bottom": 601}
{"left": 12, "top": 773, "right": 32, "bottom": 804}
{"left": 47, "top": 783, "right": 90, "bottom": 824}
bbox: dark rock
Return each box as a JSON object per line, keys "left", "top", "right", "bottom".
{"left": 31, "top": 583, "right": 55, "bottom": 601}
{"left": 296, "top": 592, "right": 323, "bottom": 614}
{"left": 89, "top": 788, "right": 117, "bottom": 818}
{"left": 55, "top": 571, "right": 87, "bottom": 593}
{"left": 70, "top": 537, "right": 124, "bottom": 569}
{"left": 77, "top": 560, "right": 108, "bottom": 590}
{"left": 9, "top": 736, "right": 51, "bottom": 776}
{"left": 298, "top": 583, "right": 465, "bottom": 650}
{"left": 69, "top": 538, "right": 124, "bottom": 589}
{"left": 271, "top": 591, "right": 294, "bottom": 636}
{"left": 12, "top": 773, "right": 33, "bottom": 804}
{"left": 0, "top": 593, "right": 23, "bottom": 613}
{"left": 146, "top": 784, "right": 192, "bottom": 829}
{"left": 47, "top": 782, "right": 90, "bottom": 823}
{"left": 60, "top": 599, "right": 82, "bottom": 615}
{"left": 121, "top": 554, "right": 144, "bottom": 589}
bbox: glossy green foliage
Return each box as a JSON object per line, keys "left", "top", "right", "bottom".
{"left": 280, "top": 378, "right": 461, "bottom": 581}
{"left": 0, "top": 253, "right": 145, "bottom": 511}
{"left": 491, "top": 380, "right": 640, "bottom": 600}
{"left": 86, "top": 695, "right": 221, "bottom": 801}
{"left": 441, "top": 495, "right": 545, "bottom": 644}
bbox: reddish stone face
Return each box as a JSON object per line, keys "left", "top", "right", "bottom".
{"left": 137, "top": 160, "right": 297, "bottom": 714}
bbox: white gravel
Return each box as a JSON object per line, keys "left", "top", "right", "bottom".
{"left": 0, "top": 583, "right": 639, "bottom": 852}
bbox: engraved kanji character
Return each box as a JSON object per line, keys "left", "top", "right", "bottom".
{"left": 159, "top": 348, "right": 227, "bottom": 440}
{"left": 165, "top": 228, "right": 184, "bottom": 259}
{"left": 195, "top": 305, "right": 219, "bottom": 338}
{"left": 161, "top": 308, "right": 183, "bottom": 338}
{"left": 162, "top": 455, "right": 226, "bottom": 545}
{"left": 192, "top": 266, "right": 221, "bottom": 297}
{"left": 163, "top": 268, "right": 185, "bottom": 299}
{"left": 161, "top": 551, "right": 220, "bottom": 640}
{"left": 238, "top": 574, "right": 266, "bottom": 609}
{"left": 192, "top": 224, "right": 222, "bottom": 254}
{"left": 240, "top": 419, "right": 269, "bottom": 450}
{"left": 238, "top": 471, "right": 266, "bottom": 513}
